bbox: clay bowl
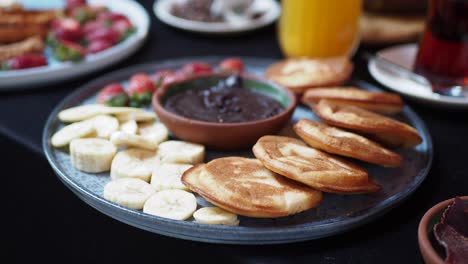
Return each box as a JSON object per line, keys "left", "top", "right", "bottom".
{"left": 152, "top": 73, "right": 296, "bottom": 150}
{"left": 418, "top": 196, "right": 468, "bottom": 264}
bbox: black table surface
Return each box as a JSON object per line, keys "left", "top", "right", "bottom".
{"left": 4, "top": 1, "right": 467, "bottom": 263}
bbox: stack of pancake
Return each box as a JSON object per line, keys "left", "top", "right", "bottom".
{"left": 182, "top": 86, "right": 422, "bottom": 219}
{"left": 0, "top": 4, "right": 56, "bottom": 62}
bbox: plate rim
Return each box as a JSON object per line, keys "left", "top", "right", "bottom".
{"left": 153, "top": 0, "right": 281, "bottom": 34}
{"left": 42, "top": 56, "right": 434, "bottom": 244}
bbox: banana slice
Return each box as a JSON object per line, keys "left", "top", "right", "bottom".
{"left": 151, "top": 163, "right": 193, "bottom": 191}
{"left": 116, "top": 111, "right": 157, "bottom": 122}
{"left": 138, "top": 122, "right": 169, "bottom": 144}
{"left": 120, "top": 120, "right": 138, "bottom": 134}
{"left": 70, "top": 138, "right": 117, "bottom": 173}
{"left": 101, "top": 106, "right": 143, "bottom": 115}
{"left": 58, "top": 104, "right": 107, "bottom": 122}
{"left": 88, "top": 115, "right": 119, "bottom": 139}
{"left": 158, "top": 141, "right": 205, "bottom": 164}
{"left": 110, "top": 131, "right": 159, "bottom": 150}
{"left": 143, "top": 189, "right": 197, "bottom": 220}
{"left": 193, "top": 207, "right": 240, "bottom": 226}
{"left": 51, "top": 121, "right": 95, "bottom": 147}
{"left": 111, "top": 148, "right": 156, "bottom": 182}
{"left": 104, "top": 178, "right": 155, "bottom": 210}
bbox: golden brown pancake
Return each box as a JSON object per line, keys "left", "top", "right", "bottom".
{"left": 181, "top": 157, "right": 322, "bottom": 218}
{"left": 252, "top": 136, "right": 380, "bottom": 194}
{"left": 302, "top": 87, "right": 404, "bottom": 114}
{"left": 0, "top": 9, "right": 56, "bottom": 43}
{"left": 265, "top": 57, "right": 353, "bottom": 94}
{"left": 294, "top": 119, "right": 402, "bottom": 167}
{"left": 314, "top": 100, "right": 422, "bottom": 149}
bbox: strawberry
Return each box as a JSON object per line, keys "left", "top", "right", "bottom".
{"left": 66, "top": 0, "right": 86, "bottom": 9}
{"left": 85, "top": 27, "right": 120, "bottom": 45}
{"left": 152, "top": 70, "right": 177, "bottom": 87}
{"left": 1, "top": 54, "right": 47, "bottom": 70}
{"left": 128, "top": 73, "right": 156, "bottom": 107}
{"left": 219, "top": 58, "right": 244, "bottom": 73}
{"left": 112, "top": 19, "right": 135, "bottom": 41}
{"left": 53, "top": 40, "right": 86, "bottom": 62}
{"left": 52, "top": 18, "right": 83, "bottom": 42}
{"left": 97, "top": 83, "right": 128, "bottom": 106}
{"left": 86, "top": 39, "right": 113, "bottom": 54}
{"left": 180, "top": 62, "right": 213, "bottom": 76}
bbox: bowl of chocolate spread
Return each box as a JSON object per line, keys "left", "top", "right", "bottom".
{"left": 153, "top": 73, "right": 296, "bottom": 149}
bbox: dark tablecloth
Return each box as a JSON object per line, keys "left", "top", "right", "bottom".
{"left": 4, "top": 1, "right": 467, "bottom": 263}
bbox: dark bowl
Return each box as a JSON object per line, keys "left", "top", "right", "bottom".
{"left": 418, "top": 196, "right": 468, "bottom": 264}
{"left": 152, "top": 73, "right": 297, "bottom": 150}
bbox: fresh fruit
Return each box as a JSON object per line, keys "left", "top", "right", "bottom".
{"left": 110, "top": 131, "right": 160, "bottom": 151}
{"left": 97, "top": 11, "right": 130, "bottom": 24}
{"left": 110, "top": 148, "right": 157, "bottom": 182}
{"left": 158, "top": 141, "right": 205, "bottom": 164}
{"left": 51, "top": 120, "right": 95, "bottom": 147}
{"left": 219, "top": 58, "right": 244, "bottom": 73}
{"left": 151, "top": 163, "right": 193, "bottom": 191}
{"left": 138, "top": 123, "right": 169, "bottom": 143}
{"left": 115, "top": 111, "right": 157, "bottom": 122}
{"left": 82, "top": 20, "right": 104, "bottom": 35}
{"left": 152, "top": 69, "right": 177, "bottom": 87}
{"left": 85, "top": 27, "right": 120, "bottom": 44}
{"left": 128, "top": 73, "right": 156, "bottom": 107}
{"left": 104, "top": 178, "right": 155, "bottom": 210}
{"left": 87, "top": 39, "right": 113, "bottom": 54}
{"left": 66, "top": 0, "right": 86, "bottom": 9}
{"left": 119, "top": 120, "right": 138, "bottom": 134}
{"left": 87, "top": 115, "right": 119, "bottom": 139}
{"left": 143, "top": 190, "right": 197, "bottom": 220}
{"left": 193, "top": 207, "right": 240, "bottom": 226}
{"left": 1, "top": 54, "right": 47, "bottom": 70}
{"left": 112, "top": 19, "right": 135, "bottom": 40}
{"left": 53, "top": 40, "right": 86, "bottom": 62}
{"left": 180, "top": 62, "right": 213, "bottom": 76}
{"left": 70, "top": 138, "right": 116, "bottom": 173}
{"left": 52, "top": 18, "right": 83, "bottom": 42}
{"left": 97, "top": 83, "right": 128, "bottom": 106}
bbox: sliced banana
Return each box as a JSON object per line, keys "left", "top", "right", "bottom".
{"left": 51, "top": 121, "right": 95, "bottom": 147}
{"left": 101, "top": 106, "right": 143, "bottom": 115}
{"left": 193, "top": 207, "right": 240, "bottom": 226}
{"left": 143, "top": 189, "right": 197, "bottom": 220}
{"left": 158, "top": 141, "right": 205, "bottom": 164}
{"left": 104, "top": 178, "right": 155, "bottom": 210}
{"left": 110, "top": 131, "right": 159, "bottom": 150}
{"left": 110, "top": 148, "right": 156, "bottom": 182}
{"left": 151, "top": 163, "right": 193, "bottom": 191}
{"left": 120, "top": 120, "right": 138, "bottom": 134}
{"left": 116, "top": 111, "right": 157, "bottom": 122}
{"left": 70, "top": 138, "right": 116, "bottom": 173}
{"left": 138, "top": 122, "right": 169, "bottom": 144}
{"left": 88, "top": 115, "right": 119, "bottom": 139}
{"left": 58, "top": 104, "right": 107, "bottom": 122}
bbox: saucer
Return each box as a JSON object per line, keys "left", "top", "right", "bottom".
{"left": 368, "top": 43, "right": 468, "bottom": 109}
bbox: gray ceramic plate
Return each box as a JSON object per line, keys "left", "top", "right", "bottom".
{"left": 43, "top": 57, "right": 433, "bottom": 244}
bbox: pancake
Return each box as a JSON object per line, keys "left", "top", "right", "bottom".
{"left": 301, "top": 87, "right": 404, "bottom": 114}
{"left": 253, "top": 136, "right": 380, "bottom": 194}
{"left": 265, "top": 57, "right": 353, "bottom": 94}
{"left": 294, "top": 119, "right": 402, "bottom": 167}
{"left": 0, "top": 35, "right": 44, "bottom": 61}
{"left": 181, "top": 157, "right": 322, "bottom": 218}
{"left": 0, "top": 9, "right": 56, "bottom": 44}
{"left": 314, "top": 100, "right": 422, "bottom": 149}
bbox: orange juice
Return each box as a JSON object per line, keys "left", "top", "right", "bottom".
{"left": 278, "top": 0, "right": 362, "bottom": 58}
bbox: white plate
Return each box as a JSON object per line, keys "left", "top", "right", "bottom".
{"left": 0, "top": 0, "right": 150, "bottom": 91}
{"left": 368, "top": 43, "right": 468, "bottom": 109}
{"left": 153, "top": 0, "right": 280, "bottom": 34}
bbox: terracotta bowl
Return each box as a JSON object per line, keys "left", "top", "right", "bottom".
{"left": 418, "top": 196, "right": 468, "bottom": 264}
{"left": 152, "top": 73, "right": 297, "bottom": 150}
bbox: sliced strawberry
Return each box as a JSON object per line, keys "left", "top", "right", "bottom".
{"left": 219, "top": 58, "right": 244, "bottom": 73}
{"left": 97, "top": 83, "right": 128, "bottom": 106}
{"left": 180, "top": 62, "right": 213, "bottom": 76}
{"left": 2, "top": 54, "right": 47, "bottom": 70}
{"left": 87, "top": 39, "right": 113, "bottom": 54}
{"left": 53, "top": 40, "right": 86, "bottom": 62}
{"left": 97, "top": 11, "right": 130, "bottom": 23}
{"left": 82, "top": 20, "right": 103, "bottom": 35}
{"left": 128, "top": 73, "right": 156, "bottom": 107}
{"left": 85, "top": 27, "right": 120, "bottom": 44}
{"left": 52, "top": 18, "right": 83, "bottom": 42}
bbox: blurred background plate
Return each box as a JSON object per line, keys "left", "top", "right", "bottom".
{"left": 43, "top": 57, "right": 433, "bottom": 244}
{"left": 0, "top": 0, "right": 149, "bottom": 91}
{"left": 153, "top": 0, "right": 280, "bottom": 34}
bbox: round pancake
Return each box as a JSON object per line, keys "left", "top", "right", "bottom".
{"left": 294, "top": 119, "right": 402, "bottom": 167}
{"left": 253, "top": 136, "right": 380, "bottom": 194}
{"left": 301, "top": 87, "right": 404, "bottom": 114}
{"left": 181, "top": 157, "right": 322, "bottom": 218}
{"left": 314, "top": 100, "right": 422, "bottom": 149}
{"left": 265, "top": 57, "right": 353, "bottom": 94}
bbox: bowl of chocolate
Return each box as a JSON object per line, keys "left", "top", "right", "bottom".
{"left": 418, "top": 196, "right": 468, "bottom": 264}
{"left": 153, "top": 73, "right": 296, "bottom": 150}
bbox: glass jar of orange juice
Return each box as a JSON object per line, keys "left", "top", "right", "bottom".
{"left": 278, "top": 0, "right": 362, "bottom": 58}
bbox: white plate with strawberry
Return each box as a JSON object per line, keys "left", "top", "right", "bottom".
{"left": 0, "top": 0, "right": 149, "bottom": 90}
